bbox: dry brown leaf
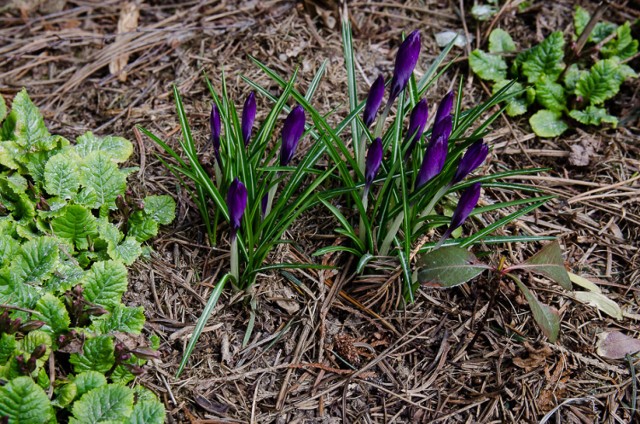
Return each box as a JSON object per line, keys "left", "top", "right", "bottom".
{"left": 513, "top": 342, "right": 553, "bottom": 371}
{"left": 109, "top": 2, "right": 140, "bottom": 82}
{"left": 596, "top": 331, "right": 640, "bottom": 359}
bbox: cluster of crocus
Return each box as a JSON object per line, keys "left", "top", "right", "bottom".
{"left": 356, "top": 28, "right": 489, "bottom": 253}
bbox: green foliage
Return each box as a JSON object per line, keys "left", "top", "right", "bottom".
{"left": 418, "top": 241, "right": 569, "bottom": 342}
{"left": 469, "top": 9, "right": 638, "bottom": 137}
{"left": 0, "top": 89, "right": 168, "bottom": 422}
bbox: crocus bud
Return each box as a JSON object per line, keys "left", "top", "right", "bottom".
{"left": 446, "top": 183, "right": 482, "bottom": 237}
{"left": 226, "top": 178, "right": 247, "bottom": 239}
{"left": 280, "top": 105, "right": 305, "bottom": 166}
{"left": 241, "top": 92, "right": 256, "bottom": 146}
{"left": 363, "top": 75, "right": 385, "bottom": 128}
{"left": 365, "top": 138, "right": 383, "bottom": 188}
{"left": 210, "top": 103, "right": 221, "bottom": 162}
{"left": 403, "top": 98, "right": 428, "bottom": 160}
{"left": 453, "top": 140, "right": 488, "bottom": 184}
{"left": 414, "top": 115, "right": 452, "bottom": 189}
{"left": 261, "top": 193, "right": 269, "bottom": 218}
{"left": 389, "top": 30, "right": 421, "bottom": 103}
{"left": 434, "top": 91, "right": 454, "bottom": 125}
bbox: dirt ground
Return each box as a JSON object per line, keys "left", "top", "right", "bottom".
{"left": 1, "top": 0, "right": 639, "bottom": 422}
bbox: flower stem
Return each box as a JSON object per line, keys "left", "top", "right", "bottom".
{"left": 356, "top": 128, "right": 366, "bottom": 176}
{"left": 264, "top": 172, "right": 279, "bottom": 218}
{"left": 359, "top": 186, "right": 369, "bottom": 246}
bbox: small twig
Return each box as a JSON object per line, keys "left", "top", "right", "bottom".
{"left": 569, "top": 1, "right": 610, "bottom": 61}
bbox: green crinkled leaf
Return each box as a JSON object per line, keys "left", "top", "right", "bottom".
{"left": 53, "top": 382, "right": 78, "bottom": 408}
{"left": 127, "top": 211, "right": 159, "bottom": 243}
{"left": 488, "top": 28, "right": 516, "bottom": 53}
{"left": 51, "top": 204, "right": 98, "bottom": 250}
{"left": 510, "top": 275, "right": 560, "bottom": 342}
{"left": 92, "top": 304, "right": 145, "bottom": 334}
{"left": 70, "top": 384, "right": 134, "bottom": 424}
{"left": 10, "top": 236, "right": 59, "bottom": 284}
{"left": 81, "top": 152, "right": 127, "bottom": 209}
{"left": 576, "top": 59, "right": 624, "bottom": 105}
{"left": 45, "top": 259, "right": 84, "bottom": 293}
{"left": 0, "top": 376, "right": 54, "bottom": 424}
{"left": 73, "top": 371, "right": 108, "bottom": 398}
{"left": 469, "top": 49, "right": 507, "bottom": 81}
{"left": 0, "top": 333, "right": 17, "bottom": 364}
{"left": 573, "top": 6, "right": 590, "bottom": 38}
{"left": 126, "top": 399, "right": 165, "bottom": 424}
{"left": 0, "top": 268, "right": 41, "bottom": 308}
{"left": 521, "top": 31, "right": 565, "bottom": 83}
{"left": 97, "top": 218, "right": 124, "bottom": 246}
{"left": 569, "top": 106, "right": 618, "bottom": 127}
{"left": 602, "top": 22, "right": 638, "bottom": 60}
{"left": 75, "top": 132, "right": 134, "bottom": 163}
{"left": 34, "top": 292, "right": 71, "bottom": 334}
{"left": 44, "top": 151, "right": 81, "bottom": 199}
{"left": 0, "top": 235, "right": 20, "bottom": 268}
{"left": 417, "top": 246, "right": 490, "bottom": 288}
{"left": 20, "top": 330, "right": 52, "bottom": 361}
{"left": 492, "top": 80, "right": 528, "bottom": 116}
{"left": 0, "top": 141, "right": 21, "bottom": 169}
{"left": 591, "top": 22, "right": 617, "bottom": 44}
{"left": 4, "top": 89, "right": 50, "bottom": 151}
{"left": 529, "top": 109, "right": 568, "bottom": 138}
{"left": 107, "top": 236, "right": 142, "bottom": 266}
{"left": 143, "top": 195, "right": 175, "bottom": 225}
{"left": 535, "top": 79, "right": 566, "bottom": 112}
{"left": 111, "top": 365, "right": 136, "bottom": 385}
{"left": 69, "top": 335, "right": 115, "bottom": 373}
{"left": 0, "top": 94, "right": 6, "bottom": 122}
{"left": 82, "top": 260, "right": 128, "bottom": 308}
{"left": 563, "top": 64, "right": 584, "bottom": 94}
{"left": 0, "top": 176, "right": 36, "bottom": 222}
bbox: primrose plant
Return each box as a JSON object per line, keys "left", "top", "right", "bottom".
{"left": 142, "top": 72, "right": 333, "bottom": 376}
{"left": 469, "top": 5, "right": 638, "bottom": 137}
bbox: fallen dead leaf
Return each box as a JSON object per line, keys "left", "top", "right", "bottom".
{"left": 513, "top": 342, "right": 553, "bottom": 372}
{"left": 596, "top": 331, "right": 640, "bottom": 359}
{"left": 109, "top": 2, "right": 140, "bottom": 82}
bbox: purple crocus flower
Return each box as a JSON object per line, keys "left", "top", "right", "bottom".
{"left": 363, "top": 75, "right": 385, "bottom": 128}
{"left": 453, "top": 140, "right": 489, "bottom": 184}
{"left": 280, "top": 105, "right": 306, "bottom": 166}
{"left": 226, "top": 178, "right": 247, "bottom": 239}
{"left": 241, "top": 92, "right": 256, "bottom": 146}
{"left": 442, "top": 182, "right": 481, "bottom": 240}
{"left": 414, "top": 115, "right": 453, "bottom": 189}
{"left": 210, "top": 103, "right": 221, "bottom": 162}
{"left": 365, "top": 137, "right": 383, "bottom": 188}
{"left": 403, "top": 98, "right": 428, "bottom": 160}
{"left": 434, "top": 91, "right": 455, "bottom": 125}
{"left": 261, "top": 193, "right": 269, "bottom": 218}
{"left": 389, "top": 30, "right": 421, "bottom": 104}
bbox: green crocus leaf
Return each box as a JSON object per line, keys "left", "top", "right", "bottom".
{"left": 34, "top": 292, "right": 71, "bottom": 334}
{"left": 143, "top": 195, "right": 176, "bottom": 225}
{"left": 44, "top": 151, "right": 81, "bottom": 199}
{"left": 75, "top": 131, "right": 134, "bottom": 163}
{"left": 82, "top": 260, "right": 128, "bottom": 308}
{"left": 92, "top": 304, "right": 145, "bottom": 335}
{"left": 69, "top": 384, "right": 134, "bottom": 424}
{"left": 51, "top": 205, "right": 98, "bottom": 250}
{"left": 521, "top": 31, "right": 565, "bottom": 83}
{"left": 69, "top": 335, "right": 115, "bottom": 373}
{"left": 569, "top": 106, "right": 618, "bottom": 127}
{"left": 81, "top": 152, "right": 128, "bottom": 209}
{"left": 535, "top": 78, "right": 566, "bottom": 112}
{"left": 0, "top": 376, "right": 54, "bottom": 424}
{"left": 10, "top": 236, "right": 59, "bottom": 284}
{"left": 576, "top": 59, "right": 624, "bottom": 105}
{"left": 469, "top": 49, "right": 508, "bottom": 81}
{"left": 0, "top": 94, "right": 6, "bottom": 122}
{"left": 529, "top": 109, "right": 568, "bottom": 138}
{"left": 73, "top": 371, "right": 108, "bottom": 398}
{"left": 488, "top": 28, "right": 516, "bottom": 53}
